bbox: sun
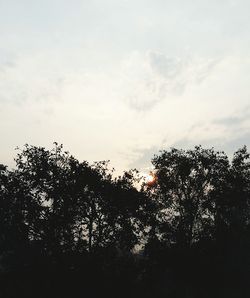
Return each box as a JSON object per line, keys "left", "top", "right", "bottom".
{"left": 144, "top": 172, "right": 156, "bottom": 186}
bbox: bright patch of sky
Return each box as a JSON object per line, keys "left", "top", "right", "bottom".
{"left": 1, "top": 0, "right": 250, "bottom": 173}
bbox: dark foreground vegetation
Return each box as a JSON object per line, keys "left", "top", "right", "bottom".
{"left": 1, "top": 143, "right": 250, "bottom": 297}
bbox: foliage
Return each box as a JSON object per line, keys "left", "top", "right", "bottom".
{"left": 0, "top": 144, "right": 250, "bottom": 297}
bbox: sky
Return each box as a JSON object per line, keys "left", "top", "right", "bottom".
{"left": 1, "top": 0, "right": 250, "bottom": 174}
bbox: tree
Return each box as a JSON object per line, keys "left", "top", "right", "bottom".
{"left": 147, "top": 146, "right": 229, "bottom": 248}
{"left": 12, "top": 143, "right": 148, "bottom": 255}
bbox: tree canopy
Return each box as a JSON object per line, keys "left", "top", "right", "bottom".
{"left": 0, "top": 143, "right": 250, "bottom": 298}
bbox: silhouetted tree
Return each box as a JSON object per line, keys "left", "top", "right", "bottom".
{"left": 0, "top": 143, "right": 250, "bottom": 298}
{"left": 145, "top": 146, "right": 229, "bottom": 248}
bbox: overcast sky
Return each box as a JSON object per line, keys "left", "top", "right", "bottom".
{"left": 1, "top": 0, "right": 250, "bottom": 173}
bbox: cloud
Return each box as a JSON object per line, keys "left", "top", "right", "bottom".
{"left": 131, "top": 129, "right": 250, "bottom": 171}
{"left": 171, "top": 131, "right": 250, "bottom": 158}
{"left": 0, "top": 52, "right": 64, "bottom": 105}
{"left": 213, "top": 106, "right": 250, "bottom": 127}
{"left": 148, "top": 52, "right": 183, "bottom": 79}
{"left": 129, "top": 146, "right": 160, "bottom": 169}
{"left": 129, "top": 105, "right": 250, "bottom": 170}
{"left": 170, "top": 106, "right": 250, "bottom": 155}
{"left": 0, "top": 49, "right": 16, "bottom": 73}
{"left": 120, "top": 51, "right": 219, "bottom": 112}
{"left": 0, "top": 48, "right": 219, "bottom": 113}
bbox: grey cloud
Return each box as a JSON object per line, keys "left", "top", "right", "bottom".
{"left": 130, "top": 106, "right": 250, "bottom": 168}
{"left": 129, "top": 133, "right": 248, "bottom": 171}
{"left": 171, "top": 137, "right": 196, "bottom": 149}
{"left": 129, "top": 146, "right": 160, "bottom": 169}
{"left": 128, "top": 135, "right": 229, "bottom": 171}
{"left": 193, "top": 58, "right": 220, "bottom": 84}
{"left": 0, "top": 49, "right": 16, "bottom": 73}
{"left": 222, "top": 131, "right": 250, "bottom": 154}
{"left": 213, "top": 107, "right": 250, "bottom": 127}
{"left": 171, "top": 132, "right": 250, "bottom": 158}
{"left": 214, "top": 116, "right": 246, "bottom": 126}
{"left": 127, "top": 97, "right": 162, "bottom": 112}
{"left": 171, "top": 107, "right": 250, "bottom": 156}
{"left": 125, "top": 51, "right": 220, "bottom": 112}
{"left": 148, "top": 52, "right": 183, "bottom": 79}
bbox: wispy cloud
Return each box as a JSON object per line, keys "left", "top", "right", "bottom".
{"left": 0, "top": 49, "right": 16, "bottom": 73}
{"left": 129, "top": 146, "right": 160, "bottom": 169}
{"left": 170, "top": 106, "right": 250, "bottom": 154}
{"left": 213, "top": 106, "right": 250, "bottom": 127}
{"left": 120, "top": 51, "right": 219, "bottom": 111}
{"left": 128, "top": 105, "right": 250, "bottom": 170}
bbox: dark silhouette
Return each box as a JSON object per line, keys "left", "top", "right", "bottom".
{"left": 0, "top": 143, "right": 250, "bottom": 297}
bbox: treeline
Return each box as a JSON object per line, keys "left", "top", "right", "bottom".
{"left": 0, "top": 143, "right": 250, "bottom": 298}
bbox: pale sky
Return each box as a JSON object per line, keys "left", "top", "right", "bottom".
{"left": 1, "top": 0, "right": 250, "bottom": 173}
